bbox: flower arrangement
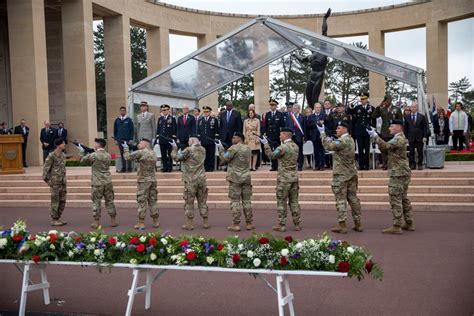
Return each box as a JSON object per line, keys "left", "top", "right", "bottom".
{"left": 0, "top": 220, "right": 382, "bottom": 281}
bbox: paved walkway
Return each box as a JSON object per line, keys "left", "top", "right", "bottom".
{"left": 0, "top": 207, "right": 472, "bottom": 315}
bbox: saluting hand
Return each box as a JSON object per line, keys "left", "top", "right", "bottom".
{"left": 317, "top": 124, "right": 325, "bottom": 134}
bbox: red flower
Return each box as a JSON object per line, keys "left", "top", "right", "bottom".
{"left": 130, "top": 236, "right": 139, "bottom": 245}
{"left": 30, "top": 235, "right": 36, "bottom": 241}
{"left": 259, "top": 237, "right": 270, "bottom": 245}
{"left": 284, "top": 236, "right": 293, "bottom": 243}
{"left": 75, "top": 236, "right": 81, "bottom": 242}
{"left": 49, "top": 234, "right": 58, "bottom": 244}
{"left": 149, "top": 238, "right": 156, "bottom": 247}
{"left": 338, "top": 261, "right": 350, "bottom": 273}
{"left": 136, "top": 243, "right": 146, "bottom": 253}
{"left": 281, "top": 256, "right": 288, "bottom": 266}
{"left": 232, "top": 253, "right": 240, "bottom": 264}
{"left": 108, "top": 237, "right": 116, "bottom": 245}
{"left": 186, "top": 251, "right": 196, "bottom": 261}
{"left": 217, "top": 244, "right": 224, "bottom": 251}
{"left": 32, "top": 255, "right": 40, "bottom": 264}
{"left": 365, "top": 260, "right": 373, "bottom": 273}
{"left": 12, "top": 235, "right": 23, "bottom": 242}
{"left": 180, "top": 240, "right": 188, "bottom": 247}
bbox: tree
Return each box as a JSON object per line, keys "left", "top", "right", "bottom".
{"left": 449, "top": 77, "right": 471, "bottom": 102}
{"left": 218, "top": 74, "right": 254, "bottom": 114}
{"left": 130, "top": 26, "right": 147, "bottom": 84}
{"left": 385, "top": 77, "right": 418, "bottom": 102}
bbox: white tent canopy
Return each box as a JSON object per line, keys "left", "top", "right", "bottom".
{"left": 129, "top": 16, "right": 428, "bottom": 114}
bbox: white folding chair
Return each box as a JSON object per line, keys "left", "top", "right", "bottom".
{"left": 370, "top": 141, "right": 381, "bottom": 170}
{"left": 153, "top": 144, "right": 162, "bottom": 168}
{"left": 303, "top": 141, "right": 314, "bottom": 168}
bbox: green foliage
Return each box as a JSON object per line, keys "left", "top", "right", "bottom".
{"left": 385, "top": 76, "right": 419, "bottom": 102}
{"left": 218, "top": 74, "right": 254, "bottom": 114}
{"left": 445, "top": 152, "right": 474, "bottom": 161}
{"left": 449, "top": 77, "right": 471, "bottom": 104}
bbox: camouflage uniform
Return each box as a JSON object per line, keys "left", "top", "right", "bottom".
{"left": 124, "top": 148, "right": 159, "bottom": 220}
{"left": 264, "top": 140, "right": 301, "bottom": 226}
{"left": 171, "top": 144, "right": 208, "bottom": 219}
{"left": 42, "top": 152, "right": 67, "bottom": 220}
{"left": 374, "top": 132, "right": 413, "bottom": 226}
{"left": 218, "top": 143, "right": 253, "bottom": 224}
{"left": 321, "top": 132, "right": 362, "bottom": 223}
{"left": 81, "top": 149, "right": 116, "bottom": 220}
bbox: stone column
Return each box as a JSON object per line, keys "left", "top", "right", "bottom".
{"left": 253, "top": 66, "right": 270, "bottom": 115}
{"left": 147, "top": 26, "right": 170, "bottom": 74}
{"left": 368, "top": 29, "right": 386, "bottom": 106}
{"left": 426, "top": 21, "right": 448, "bottom": 109}
{"left": 61, "top": 0, "right": 97, "bottom": 149}
{"left": 197, "top": 33, "right": 219, "bottom": 109}
{"left": 7, "top": 0, "right": 49, "bottom": 166}
{"left": 104, "top": 14, "right": 131, "bottom": 153}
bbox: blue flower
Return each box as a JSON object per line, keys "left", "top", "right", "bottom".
{"left": 1, "top": 230, "right": 11, "bottom": 237}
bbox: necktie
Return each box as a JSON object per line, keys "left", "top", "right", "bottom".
{"left": 183, "top": 115, "right": 187, "bottom": 125}
{"left": 59, "top": 129, "right": 62, "bottom": 137}
{"left": 143, "top": 113, "right": 145, "bottom": 118}
{"left": 227, "top": 111, "right": 231, "bottom": 123}
{"left": 412, "top": 115, "right": 416, "bottom": 124}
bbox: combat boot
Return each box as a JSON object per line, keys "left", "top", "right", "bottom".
{"left": 58, "top": 218, "right": 67, "bottom": 225}
{"left": 182, "top": 218, "right": 194, "bottom": 230}
{"left": 382, "top": 225, "right": 402, "bottom": 234}
{"left": 152, "top": 217, "right": 160, "bottom": 228}
{"left": 51, "top": 219, "right": 64, "bottom": 226}
{"left": 245, "top": 222, "right": 255, "bottom": 230}
{"left": 294, "top": 224, "right": 302, "bottom": 231}
{"left": 91, "top": 219, "right": 100, "bottom": 229}
{"left": 401, "top": 222, "right": 415, "bottom": 231}
{"left": 272, "top": 224, "right": 286, "bottom": 232}
{"left": 134, "top": 219, "right": 145, "bottom": 230}
{"left": 331, "top": 222, "right": 347, "bottom": 234}
{"left": 203, "top": 218, "right": 210, "bottom": 229}
{"left": 110, "top": 216, "right": 118, "bottom": 227}
{"left": 227, "top": 224, "right": 241, "bottom": 232}
{"left": 352, "top": 221, "right": 363, "bottom": 232}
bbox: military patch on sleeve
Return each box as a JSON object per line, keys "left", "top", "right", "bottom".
{"left": 177, "top": 149, "right": 184, "bottom": 159}
{"left": 224, "top": 151, "right": 231, "bottom": 158}
{"left": 388, "top": 138, "right": 397, "bottom": 145}
{"left": 273, "top": 148, "right": 282, "bottom": 157}
{"left": 334, "top": 140, "right": 341, "bottom": 145}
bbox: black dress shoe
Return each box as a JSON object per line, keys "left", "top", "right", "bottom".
{"left": 270, "top": 168, "right": 277, "bottom": 171}
{"left": 298, "top": 167, "right": 303, "bottom": 171}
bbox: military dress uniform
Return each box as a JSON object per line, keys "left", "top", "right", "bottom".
{"left": 372, "top": 104, "right": 403, "bottom": 167}
{"left": 171, "top": 141, "right": 209, "bottom": 229}
{"left": 321, "top": 123, "right": 362, "bottom": 233}
{"left": 81, "top": 147, "right": 117, "bottom": 227}
{"left": 263, "top": 109, "right": 285, "bottom": 171}
{"left": 42, "top": 151, "right": 67, "bottom": 224}
{"left": 347, "top": 100, "right": 375, "bottom": 170}
{"left": 124, "top": 146, "right": 159, "bottom": 228}
{"left": 264, "top": 135, "right": 301, "bottom": 231}
{"left": 198, "top": 107, "right": 219, "bottom": 172}
{"left": 372, "top": 125, "right": 414, "bottom": 233}
{"left": 157, "top": 105, "right": 177, "bottom": 172}
{"left": 219, "top": 139, "right": 253, "bottom": 230}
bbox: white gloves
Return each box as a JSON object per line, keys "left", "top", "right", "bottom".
{"left": 76, "top": 144, "right": 84, "bottom": 153}
{"left": 317, "top": 124, "right": 325, "bottom": 134}
{"left": 366, "top": 127, "right": 377, "bottom": 138}
{"left": 169, "top": 140, "right": 177, "bottom": 147}
{"left": 121, "top": 141, "right": 129, "bottom": 149}
{"left": 259, "top": 136, "right": 269, "bottom": 145}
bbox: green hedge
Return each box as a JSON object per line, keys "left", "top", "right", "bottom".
{"left": 445, "top": 152, "right": 474, "bottom": 161}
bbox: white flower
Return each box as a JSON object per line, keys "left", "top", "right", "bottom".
{"left": 68, "top": 250, "right": 74, "bottom": 258}
{"left": 253, "top": 258, "right": 261, "bottom": 267}
{"left": 150, "top": 253, "right": 157, "bottom": 261}
{"left": 247, "top": 250, "right": 254, "bottom": 258}
{"left": 160, "top": 238, "right": 168, "bottom": 245}
{"left": 346, "top": 247, "right": 354, "bottom": 254}
{"left": 94, "top": 249, "right": 101, "bottom": 256}
{"left": 130, "top": 259, "right": 138, "bottom": 265}
{"left": 328, "top": 255, "right": 335, "bottom": 264}
{"left": 90, "top": 237, "right": 96, "bottom": 243}
{"left": 238, "top": 244, "right": 244, "bottom": 251}
{"left": 50, "top": 244, "right": 55, "bottom": 250}
{"left": 0, "top": 238, "right": 7, "bottom": 249}
{"left": 48, "top": 230, "right": 58, "bottom": 235}
{"left": 295, "top": 242, "right": 303, "bottom": 250}
{"left": 139, "top": 236, "right": 147, "bottom": 243}
{"left": 281, "top": 249, "right": 289, "bottom": 257}
{"left": 206, "top": 256, "right": 215, "bottom": 264}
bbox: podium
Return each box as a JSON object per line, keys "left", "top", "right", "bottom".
{"left": 0, "top": 135, "right": 25, "bottom": 174}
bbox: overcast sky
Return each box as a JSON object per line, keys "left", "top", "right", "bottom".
{"left": 164, "top": 0, "right": 473, "bottom": 90}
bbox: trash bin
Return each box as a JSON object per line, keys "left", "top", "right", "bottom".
{"left": 426, "top": 145, "right": 447, "bottom": 169}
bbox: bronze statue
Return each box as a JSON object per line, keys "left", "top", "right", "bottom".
{"left": 294, "top": 8, "right": 331, "bottom": 109}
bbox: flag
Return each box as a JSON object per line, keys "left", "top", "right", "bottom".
{"left": 447, "top": 98, "right": 452, "bottom": 118}
{"left": 431, "top": 96, "right": 437, "bottom": 115}
{"left": 290, "top": 112, "right": 304, "bottom": 135}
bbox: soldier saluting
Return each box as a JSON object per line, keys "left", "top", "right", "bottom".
{"left": 79, "top": 138, "right": 118, "bottom": 229}
{"left": 197, "top": 106, "right": 219, "bottom": 172}
{"left": 367, "top": 119, "right": 414, "bottom": 234}
{"left": 218, "top": 132, "right": 254, "bottom": 232}
{"left": 261, "top": 127, "right": 302, "bottom": 232}
{"left": 319, "top": 121, "right": 362, "bottom": 234}
{"left": 263, "top": 99, "right": 285, "bottom": 171}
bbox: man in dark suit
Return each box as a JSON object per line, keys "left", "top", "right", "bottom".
{"left": 219, "top": 100, "right": 242, "bottom": 149}
{"left": 0, "top": 122, "right": 12, "bottom": 135}
{"left": 198, "top": 106, "right": 219, "bottom": 172}
{"left": 157, "top": 104, "right": 177, "bottom": 172}
{"left": 347, "top": 94, "right": 375, "bottom": 170}
{"left": 14, "top": 119, "right": 30, "bottom": 167}
{"left": 193, "top": 107, "right": 202, "bottom": 133}
{"left": 286, "top": 103, "right": 306, "bottom": 171}
{"left": 114, "top": 106, "right": 135, "bottom": 172}
{"left": 306, "top": 103, "right": 326, "bottom": 170}
{"left": 177, "top": 104, "right": 196, "bottom": 150}
{"left": 40, "top": 120, "right": 56, "bottom": 162}
{"left": 263, "top": 99, "right": 285, "bottom": 171}
{"left": 404, "top": 102, "right": 428, "bottom": 170}
{"left": 55, "top": 122, "right": 68, "bottom": 143}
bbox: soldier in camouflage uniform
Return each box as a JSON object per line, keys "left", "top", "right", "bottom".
{"left": 42, "top": 138, "right": 67, "bottom": 226}
{"left": 261, "top": 127, "right": 301, "bottom": 232}
{"left": 319, "top": 121, "right": 362, "bottom": 234}
{"left": 218, "top": 132, "right": 254, "bottom": 232}
{"left": 123, "top": 138, "right": 159, "bottom": 229}
{"left": 367, "top": 119, "right": 414, "bottom": 234}
{"left": 170, "top": 134, "right": 209, "bottom": 230}
{"left": 79, "top": 138, "right": 117, "bottom": 229}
